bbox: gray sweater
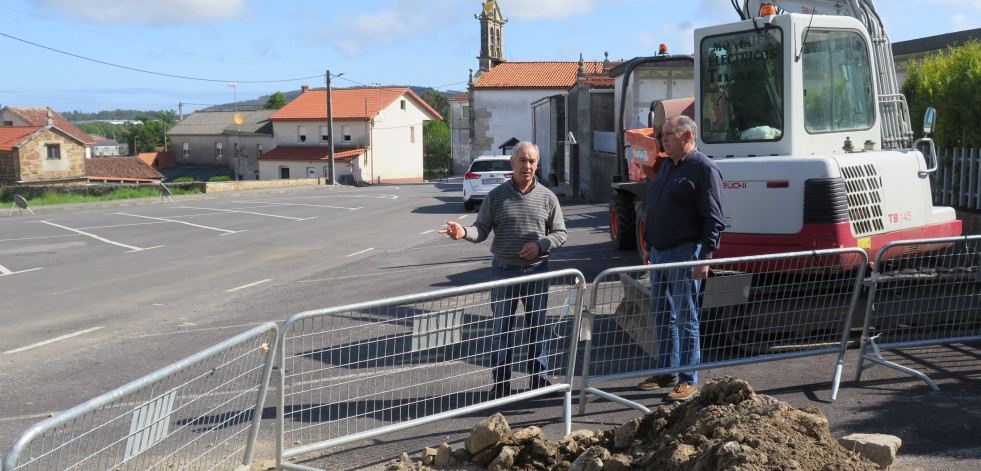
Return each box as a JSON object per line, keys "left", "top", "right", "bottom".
{"left": 464, "top": 180, "right": 567, "bottom": 266}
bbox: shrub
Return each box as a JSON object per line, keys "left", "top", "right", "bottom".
{"left": 173, "top": 177, "right": 195, "bottom": 182}
{"left": 208, "top": 176, "right": 232, "bottom": 182}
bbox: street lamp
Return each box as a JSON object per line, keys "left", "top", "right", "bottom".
{"left": 326, "top": 70, "right": 344, "bottom": 185}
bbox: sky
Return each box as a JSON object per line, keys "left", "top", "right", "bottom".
{"left": 2, "top": 0, "right": 979, "bottom": 114}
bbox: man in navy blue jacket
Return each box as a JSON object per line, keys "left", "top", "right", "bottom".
{"left": 637, "top": 114, "right": 725, "bottom": 402}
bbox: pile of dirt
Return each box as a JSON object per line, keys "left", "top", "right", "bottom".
{"left": 387, "top": 376, "right": 881, "bottom": 471}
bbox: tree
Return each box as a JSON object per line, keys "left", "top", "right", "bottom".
{"left": 422, "top": 90, "right": 450, "bottom": 125}
{"left": 423, "top": 120, "right": 451, "bottom": 174}
{"left": 264, "top": 91, "right": 289, "bottom": 109}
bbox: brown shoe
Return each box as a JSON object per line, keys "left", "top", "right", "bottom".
{"left": 637, "top": 375, "right": 679, "bottom": 391}
{"left": 666, "top": 383, "right": 698, "bottom": 402}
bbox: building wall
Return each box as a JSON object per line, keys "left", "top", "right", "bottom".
{"left": 449, "top": 100, "right": 471, "bottom": 175}
{"left": 258, "top": 159, "right": 360, "bottom": 181}
{"left": 3, "top": 128, "right": 86, "bottom": 182}
{"left": 366, "top": 98, "right": 428, "bottom": 183}
{"left": 272, "top": 119, "right": 368, "bottom": 148}
{"left": 169, "top": 133, "right": 276, "bottom": 179}
{"left": 470, "top": 88, "right": 567, "bottom": 158}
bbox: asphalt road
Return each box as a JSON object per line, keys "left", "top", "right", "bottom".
{"left": 1, "top": 180, "right": 979, "bottom": 470}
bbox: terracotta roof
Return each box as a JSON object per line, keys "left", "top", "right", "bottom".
{"left": 270, "top": 88, "right": 442, "bottom": 121}
{"left": 257, "top": 146, "right": 367, "bottom": 163}
{"left": 472, "top": 61, "right": 607, "bottom": 89}
{"left": 5, "top": 107, "right": 95, "bottom": 144}
{"left": 85, "top": 156, "right": 164, "bottom": 181}
{"left": 0, "top": 126, "right": 41, "bottom": 151}
{"left": 585, "top": 76, "right": 615, "bottom": 88}
{"left": 138, "top": 151, "right": 175, "bottom": 169}
{"left": 449, "top": 92, "right": 470, "bottom": 101}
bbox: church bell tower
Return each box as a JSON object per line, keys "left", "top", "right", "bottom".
{"left": 476, "top": 0, "right": 507, "bottom": 73}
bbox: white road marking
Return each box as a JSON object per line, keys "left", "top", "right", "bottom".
{"left": 346, "top": 248, "right": 374, "bottom": 257}
{"left": 178, "top": 205, "right": 312, "bottom": 221}
{"left": 39, "top": 221, "right": 161, "bottom": 252}
{"left": 226, "top": 279, "right": 272, "bottom": 292}
{"left": 4, "top": 326, "right": 104, "bottom": 355}
{"left": 117, "top": 213, "right": 242, "bottom": 235}
{"left": 227, "top": 201, "right": 360, "bottom": 211}
{"left": 0, "top": 264, "right": 43, "bottom": 276}
{"left": 420, "top": 229, "right": 437, "bottom": 234}
{"left": 332, "top": 194, "right": 398, "bottom": 200}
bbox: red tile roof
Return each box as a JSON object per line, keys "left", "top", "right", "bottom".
{"left": 5, "top": 107, "right": 95, "bottom": 144}
{"left": 257, "top": 146, "right": 367, "bottom": 163}
{"left": 585, "top": 76, "right": 616, "bottom": 88}
{"left": 472, "top": 62, "right": 607, "bottom": 89}
{"left": 138, "top": 151, "right": 175, "bottom": 169}
{"left": 271, "top": 88, "right": 442, "bottom": 121}
{"left": 85, "top": 156, "right": 164, "bottom": 182}
{"left": 0, "top": 126, "right": 41, "bottom": 151}
{"left": 449, "top": 92, "right": 470, "bottom": 101}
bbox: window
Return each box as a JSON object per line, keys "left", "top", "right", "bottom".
{"left": 410, "top": 126, "right": 415, "bottom": 143}
{"left": 215, "top": 142, "right": 223, "bottom": 159}
{"left": 400, "top": 99, "right": 406, "bottom": 110}
{"left": 801, "top": 30, "right": 875, "bottom": 133}
{"left": 257, "top": 144, "right": 263, "bottom": 156}
{"left": 279, "top": 167, "right": 290, "bottom": 179}
{"left": 462, "top": 105, "right": 470, "bottom": 119}
{"left": 342, "top": 125, "right": 352, "bottom": 143}
{"left": 700, "top": 27, "right": 784, "bottom": 143}
{"left": 307, "top": 167, "right": 316, "bottom": 178}
{"left": 298, "top": 126, "right": 307, "bottom": 143}
{"left": 46, "top": 144, "right": 61, "bottom": 160}
{"left": 182, "top": 142, "right": 189, "bottom": 157}
{"left": 320, "top": 126, "right": 329, "bottom": 142}
{"left": 3, "top": 120, "right": 13, "bottom": 126}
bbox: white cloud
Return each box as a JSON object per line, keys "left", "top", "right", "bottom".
{"left": 30, "top": 0, "right": 250, "bottom": 26}
{"left": 950, "top": 13, "right": 981, "bottom": 32}
{"left": 498, "top": 0, "right": 597, "bottom": 20}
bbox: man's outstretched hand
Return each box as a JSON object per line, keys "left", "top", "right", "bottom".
{"left": 438, "top": 221, "right": 466, "bottom": 240}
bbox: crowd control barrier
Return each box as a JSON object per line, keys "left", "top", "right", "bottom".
{"left": 274, "top": 269, "right": 586, "bottom": 470}
{"left": 855, "top": 235, "right": 981, "bottom": 389}
{"left": 2, "top": 323, "right": 279, "bottom": 471}
{"left": 579, "top": 249, "right": 868, "bottom": 414}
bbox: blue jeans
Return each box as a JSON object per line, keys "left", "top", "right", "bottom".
{"left": 489, "top": 259, "right": 551, "bottom": 383}
{"left": 649, "top": 243, "right": 701, "bottom": 385}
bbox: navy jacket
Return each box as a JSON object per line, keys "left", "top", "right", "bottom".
{"left": 643, "top": 148, "right": 725, "bottom": 259}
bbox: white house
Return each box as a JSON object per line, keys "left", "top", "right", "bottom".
{"left": 261, "top": 86, "right": 442, "bottom": 183}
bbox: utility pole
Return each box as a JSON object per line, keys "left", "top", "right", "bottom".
{"left": 326, "top": 69, "right": 335, "bottom": 185}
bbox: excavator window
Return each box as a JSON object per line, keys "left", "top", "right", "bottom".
{"left": 700, "top": 28, "right": 784, "bottom": 143}
{"left": 801, "top": 29, "right": 875, "bottom": 133}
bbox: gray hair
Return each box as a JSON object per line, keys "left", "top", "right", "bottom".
{"left": 512, "top": 141, "right": 540, "bottom": 157}
{"left": 667, "top": 115, "right": 697, "bottom": 138}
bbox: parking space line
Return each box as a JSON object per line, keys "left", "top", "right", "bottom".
{"left": 117, "top": 213, "right": 243, "bottom": 235}
{"left": 0, "top": 264, "right": 43, "bottom": 277}
{"left": 4, "top": 326, "right": 104, "bottom": 355}
{"left": 226, "top": 201, "right": 361, "bottom": 211}
{"left": 39, "top": 221, "right": 162, "bottom": 252}
{"left": 347, "top": 248, "right": 374, "bottom": 257}
{"left": 178, "top": 206, "right": 313, "bottom": 221}
{"left": 226, "top": 279, "right": 272, "bottom": 292}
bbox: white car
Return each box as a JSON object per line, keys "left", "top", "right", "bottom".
{"left": 462, "top": 155, "right": 512, "bottom": 211}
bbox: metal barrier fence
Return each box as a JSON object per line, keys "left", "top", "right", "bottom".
{"left": 855, "top": 235, "right": 981, "bottom": 389}
{"left": 579, "top": 249, "right": 868, "bottom": 414}
{"left": 275, "top": 269, "right": 586, "bottom": 470}
{"left": 2, "top": 322, "right": 279, "bottom": 471}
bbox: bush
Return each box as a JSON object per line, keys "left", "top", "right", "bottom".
{"left": 903, "top": 40, "right": 981, "bottom": 148}
{"left": 173, "top": 177, "right": 195, "bottom": 182}
{"left": 208, "top": 176, "right": 232, "bottom": 182}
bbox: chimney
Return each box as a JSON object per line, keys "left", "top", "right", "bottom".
{"left": 301, "top": 85, "right": 309, "bottom": 93}
{"left": 46, "top": 107, "right": 54, "bottom": 126}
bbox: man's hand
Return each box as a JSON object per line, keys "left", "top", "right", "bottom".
{"left": 438, "top": 221, "right": 466, "bottom": 240}
{"left": 693, "top": 265, "right": 709, "bottom": 280}
{"left": 519, "top": 241, "right": 541, "bottom": 260}
{"left": 642, "top": 249, "right": 651, "bottom": 265}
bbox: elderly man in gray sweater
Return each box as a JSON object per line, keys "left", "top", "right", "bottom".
{"left": 440, "top": 141, "right": 568, "bottom": 399}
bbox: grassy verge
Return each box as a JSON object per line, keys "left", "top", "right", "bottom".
{"left": 7, "top": 186, "right": 202, "bottom": 206}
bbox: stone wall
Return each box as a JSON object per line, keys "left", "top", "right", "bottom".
{"left": 204, "top": 178, "right": 324, "bottom": 193}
